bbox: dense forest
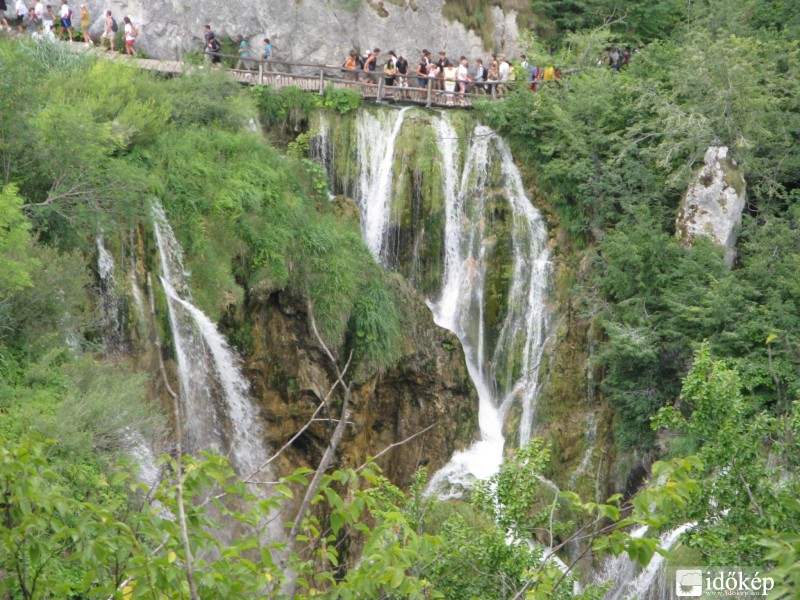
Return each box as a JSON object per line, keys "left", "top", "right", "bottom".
{"left": 1, "top": 0, "right": 800, "bottom": 597}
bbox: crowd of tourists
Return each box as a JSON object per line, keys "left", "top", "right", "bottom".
{"left": 0, "top": 0, "right": 140, "bottom": 55}
{"left": 341, "top": 48, "right": 562, "bottom": 105}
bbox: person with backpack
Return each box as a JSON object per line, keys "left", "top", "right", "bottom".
{"left": 362, "top": 48, "right": 379, "bottom": 84}
{"left": 207, "top": 35, "right": 222, "bottom": 67}
{"left": 58, "top": 0, "right": 73, "bottom": 41}
{"left": 99, "top": 10, "right": 116, "bottom": 51}
{"left": 123, "top": 15, "right": 137, "bottom": 56}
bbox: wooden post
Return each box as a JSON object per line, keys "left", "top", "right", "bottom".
{"left": 318, "top": 67, "right": 325, "bottom": 95}
{"left": 425, "top": 77, "right": 433, "bottom": 108}
{"left": 258, "top": 61, "right": 264, "bottom": 86}
{"left": 491, "top": 82, "right": 497, "bottom": 99}
{"left": 376, "top": 75, "right": 384, "bottom": 103}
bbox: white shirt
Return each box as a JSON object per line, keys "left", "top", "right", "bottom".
{"left": 498, "top": 61, "right": 510, "bottom": 82}
{"left": 59, "top": 3, "right": 70, "bottom": 18}
{"left": 34, "top": 1, "right": 44, "bottom": 18}
{"left": 16, "top": 0, "right": 27, "bottom": 17}
{"left": 125, "top": 22, "right": 134, "bottom": 40}
{"left": 456, "top": 64, "right": 469, "bottom": 81}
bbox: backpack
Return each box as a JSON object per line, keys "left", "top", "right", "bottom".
{"left": 111, "top": 17, "right": 118, "bottom": 32}
{"left": 131, "top": 24, "right": 138, "bottom": 38}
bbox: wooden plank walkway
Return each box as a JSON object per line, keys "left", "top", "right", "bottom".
{"left": 102, "top": 51, "right": 523, "bottom": 109}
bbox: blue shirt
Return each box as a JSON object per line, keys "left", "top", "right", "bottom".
{"left": 263, "top": 43, "right": 272, "bottom": 59}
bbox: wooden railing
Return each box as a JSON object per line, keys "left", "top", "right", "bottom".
{"left": 135, "top": 52, "right": 551, "bottom": 109}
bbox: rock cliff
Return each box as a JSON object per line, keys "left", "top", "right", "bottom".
{"left": 676, "top": 146, "right": 747, "bottom": 267}
{"left": 87, "top": 0, "right": 521, "bottom": 63}
{"left": 240, "top": 281, "right": 479, "bottom": 486}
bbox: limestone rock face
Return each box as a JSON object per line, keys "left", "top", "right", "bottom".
{"left": 87, "top": 0, "right": 520, "bottom": 63}
{"left": 676, "top": 146, "right": 746, "bottom": 266}
{"left": 243, "top": 286, "right": 478, "bottom": 488}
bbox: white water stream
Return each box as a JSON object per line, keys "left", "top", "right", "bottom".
{"left": 96, "top": 235, "right": 124, "bottom": 352}
{"left": 598, "top": 523, "right": 695, "bottom": 600}
{"left": 355, "top": 106, "right": 412, "bottom": 260}
{"left": 151, "top": 202, "right": 269, "bottom": 478}
{"left": 316, "top": 109, "right": 550, "bottom": 494}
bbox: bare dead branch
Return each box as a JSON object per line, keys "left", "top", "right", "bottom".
{"left": 355, "top": 423, "right": 438, "bottom": 474}
{"left": 278, "top": 303, "right": 354, "bottom": 599}
{"left": 146, "top": 273, "right": 199, "bottom": 600}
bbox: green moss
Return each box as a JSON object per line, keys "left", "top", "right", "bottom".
{"left": 388, "top": 115, "right": 447, "bottom": 296}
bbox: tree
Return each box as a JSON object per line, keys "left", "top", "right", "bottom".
{"left": 0, "top": 185, "right": 37, "bottom": 297}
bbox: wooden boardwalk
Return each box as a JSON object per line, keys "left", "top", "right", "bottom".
{"left": 109, "top": 52, "right": 523, "bottom": 109}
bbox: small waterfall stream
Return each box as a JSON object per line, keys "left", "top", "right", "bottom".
{"left": 151, "top": 202, "right": 269, "bottom": 478}
{"left": 597, "top": 523, "right": 695, "bottom": 600}
{"left": 96, "top": 235, "right": 124, "bottom": 353}
{"left": 355, "top": 106, "right": 412, "bottom": 260}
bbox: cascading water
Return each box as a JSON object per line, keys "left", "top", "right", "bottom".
{"left": 354, "top": 107, "right": 412, "bottom": 260}
{"left": 313, "top": 110, "right": 551, "bottom": 494}
{"left": 427, "top": 119, "right": 550, "bottom": 493}
{"left": 597, "top": 523, "right": 695, "bottom": 600}
{"left": 96, "top": 235, "right": 124, "bottom": 353}
{"left": 151, "top": 202, "right": 269, "bottom": 479}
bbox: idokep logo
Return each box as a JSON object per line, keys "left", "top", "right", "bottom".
{"left": 675, "top": 569, "right": 703, "bottom": 597}
{"left": 672, "top": 567, "right": 776, "bottom": 597}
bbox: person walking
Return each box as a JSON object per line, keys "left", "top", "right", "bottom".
{"left": 263, "top": 37, "right": 272, "bottom": 60}
{"left": 362, "top": 47, "right": 379, "bottom": 84}
{"left": 442, "top": 60, "right": 457, "bottom": 106}
{"left": 236, "top": 35, "right": 250, "bottom": 69}
{"left": 207, "top": 35, "right": 222, "bottom": 66}
{"left": 79, "top": 3, "right": 90, "bottom": 45}
{"left": 473, "top": 58, "right": 487, "bottom": 94}
{"left": 343, "top": 50, "right": 358, "bottom": 82}
{"left": 123, "top": 15, "right": 137, "bottom": 56}
{"left": 416, "top": 49, "right": 430, "bottom": 98}
{"left": 486, "top": 58, "right": 499, "bottom": 96}
{"left": 497, "top": 54, "right": 510, "bottom": 96}
{"left": 456, "top": 56, "right": 471, "bottom": 105}
{"left": 395, "top": 54, "right": 409, "bottom": 98}
{"left": 42, "top": 4, "right": 54, "bottom": 35}
{"left": 14, "top": 0, "right": 27, "bottom": 33}
{"left": 99, "top": 9, "right": 115, "bottom": 51}
{"left": 58, "top": 0, "right": 73, "bottom": 40}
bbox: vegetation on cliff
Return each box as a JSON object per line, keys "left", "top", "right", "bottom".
{"left": 2, "top": 0, "right": 800, "bottom": 594}
{"left": 476, "top": 0, "right": 800, "bottom": 584}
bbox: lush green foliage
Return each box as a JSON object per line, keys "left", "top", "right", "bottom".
{"left": 479, "top": 0, "right": 800, "bottom": 452}
{"left": 652, "top": 344, "right": 800, "bottom": 577}
{"left": 0, "top": 431, "right": 705, "bottom": 599}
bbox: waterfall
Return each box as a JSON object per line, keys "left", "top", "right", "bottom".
{"left": 151, "top": 202, "right": 269, "bottom": 479}
{"left": 315, "top": 109, "right": 551, "bottom": 494}
{"left": 354, "top": 107, "right": 412, "bottom": 260}
{"left": 427, "top": 119, "right": 550, "bottom": 492}
{"left": 311, "top": 111, "right": 331, "bottom": 176}
{"left": 598, "top": 523, "right": 695, "bottom": 600}
{"left": 96, "top": 235, "right": 124, "bottom": 353}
